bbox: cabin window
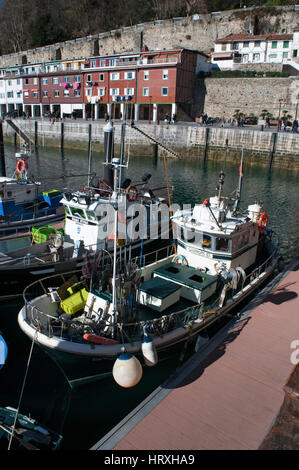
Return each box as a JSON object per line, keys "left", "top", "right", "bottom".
{"left": 86, "top": 210, "right": 96, "bottom": 221}
{"left": 202, "top": 234, "right": 212, "bottom": 249}
{"left": 181, "top": 227, "right": 195, "bottom": 243}
{"left": 70, "top": 207, "right": 85, "bottom": 219}
{"left": 215, "top": 237, "right": 229, "bottom": 252}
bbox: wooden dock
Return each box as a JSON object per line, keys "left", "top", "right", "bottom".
{"left": 92, "top": 259, "right": 299, "bottom": 450}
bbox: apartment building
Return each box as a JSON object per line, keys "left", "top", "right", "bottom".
{"left": 0, "top": 48, "right": 210, "bottom": 121}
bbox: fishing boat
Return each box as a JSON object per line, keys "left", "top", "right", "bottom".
{"left": 0, "top": 406, "right": 63, "bottom": 450}
{"left": 0, "top": 123, "right": 171, "bottom": 300}
{"left": 18, "top": 156, "right": 280, "bottom": 388}
{"left": 0, "top": 144, "right": 64, "bottom": 239}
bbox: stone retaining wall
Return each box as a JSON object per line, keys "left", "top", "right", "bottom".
{"left": 3, "top": 120, "right": 299, "bottom": 169}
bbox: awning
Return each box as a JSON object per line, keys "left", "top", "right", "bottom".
{"left": 212, "top": 53, "right": 233, "bottom": 59}
{"left": 31, "top": 89, "right": 38, "bottom": 92}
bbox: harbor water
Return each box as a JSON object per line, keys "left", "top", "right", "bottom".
{"left": 0, "top": 143, "right": 298, "bottom": 450}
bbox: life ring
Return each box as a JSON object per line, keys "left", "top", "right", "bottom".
{"left": 258, "top": 211, "right": 268, "bottom": 233}
{"left": 16, "top": 158, "right": 28, "bottom": 174}
{"left": 173, "top": 254, "right": 188, "bottom": 266}
{"left": 96, "top": 178, "right": 110, "bottom": 197}
{"left": 126, "top": 185, "right": 138, "bottom": 202}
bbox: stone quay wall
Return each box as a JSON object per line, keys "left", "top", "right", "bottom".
{"left": 200, "top": 77, "right": 299, "bottom": 120}
{"left": 0, "top": 6, "right": 298, "bottom": 68}
{"left": 3, "top": 120, "right": 299, "bottom": 169}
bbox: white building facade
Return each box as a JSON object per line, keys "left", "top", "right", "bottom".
{"left": 211, "top": 28, "right": 299, "bottom": 71}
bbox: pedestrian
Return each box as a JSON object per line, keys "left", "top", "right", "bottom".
{"left": 292, "top": 119, "right": 298, "bottom": 133}
{"left": 265, "top": 116, "right": 270, "bottom": 128}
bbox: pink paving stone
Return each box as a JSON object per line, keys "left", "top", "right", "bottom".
{"left": 113, "top": 265, "right": 299, "bottom": 450}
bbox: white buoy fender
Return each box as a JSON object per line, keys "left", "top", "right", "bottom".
{"left": 112, "top": 352, "right": 143, "bottom": 388}
{"left": 141, "top": 336, "right": 158, "bottom": 367}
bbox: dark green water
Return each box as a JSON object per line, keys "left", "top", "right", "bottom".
{"left": 0, "top": 143, "right": 298, "bottom": 450}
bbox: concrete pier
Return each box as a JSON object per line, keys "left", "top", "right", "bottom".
{"left": 92, "top": 259, "right": 299, "bottom": 450}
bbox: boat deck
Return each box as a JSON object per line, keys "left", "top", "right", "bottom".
{"left": 92, "top": 258, "right": 299, "bottom": 450}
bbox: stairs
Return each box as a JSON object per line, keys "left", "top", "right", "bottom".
{"left": 130, "top": 123, "right": 180, "bottom": 158}
{"left": 5, "top": 119, "right": 34, "bottom": 147}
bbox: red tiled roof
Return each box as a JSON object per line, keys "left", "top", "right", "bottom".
{"left": 215, "top": 33, "right": 293, "bottom": 43}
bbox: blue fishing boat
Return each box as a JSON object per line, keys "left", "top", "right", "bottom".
{"left": 0, "top": 145, "right": 64, "bottom": 239}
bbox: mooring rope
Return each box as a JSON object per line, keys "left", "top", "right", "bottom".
{"left": 8, "top": 328, "right": 38, "bottom": 450}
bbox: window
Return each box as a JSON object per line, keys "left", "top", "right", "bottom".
{"left": 63, "top": 76, "right": 69, "bottom": 83}
{"left": 201, "top": 234, "right": 212, "bottom": 249}
{"left": 66, "top": 63, "right": 72, "bottom": 70}
{"left": 90, "top": 60, "right": 97, "bottom": 67}
{"left": 124, "top": 71, "right": 135, "bottom": 80}
{"left": 243, "top": 41, "right": 249, "bottom": 48}
{"left": 97, "top": 87, "right": 105, "bottom": 96}
{"left": 109, "top": 59, "right": 116, "bottom": 66}
{"left": 271, "top": 41, "right": 277, "bottom": 49}
{"left": 144, "top": 71, "right": 149, "bottom": 80}
{"left": 243, "top": 54, "right": 249, "bottom": 63}
{"left": 162, "top": 69, "right": 168, "bottom": 80}
{"left": 33, "top": 91, "right": 38, "bottom": 98}
{"left": 110, "top": 72, "right": 120, "bottom": 80}
{"left": 124, "top": 87, "right": 134, "bottom": 96}
{"left": 63, "top": 90, "right": 69, "bottom": 97}
{"left": 100, "top": 59, "right": 106, "bottom": 67}
{"left": 43, "top": 91, "right": 48, "bottom": 97}
{"left": 269, "top": 54, "right": 277, "bottom": 60}
{"left": 85, "top": 88, "right": 92, "bottom": 97}
{"left": 33, "top": 78, "right": 38, "bottom": 85}
{"left": 254, "top": 40, "right": 261, "bottom": 47}
{"left": 161, "top": 87, "right": 168, "bottom": 96}
{"left": 99, "top": 73, "right": 104, "bottom": 81}
{"left": 7, "top": 80, "right": 11, "bottom": 86}
{"left": 221, "top": 44, "right": 227, "bottom": 51}
{"left": 53, "top": 77, "right": 59, "bottom": 84}
{"left": 54, "top": 90, "right": 59, "bottom": 97}
{"left": 143, "top": 87, "right": 149, "bottom": 96}
{"left": 74, "top": 76, "right": 81, "bottom": 83}
{"left": 42, "top": 78, "right": 48, "bottom": 85}
{"left": 23, "top": 91, "right": 29, "bottom": 97}
{"left": 253, "top": 53, "right": 260, "bottom": 62}
{"left": 232, "top": 42, "right": 239, "bottom": 50}
{"left": 86, "top": 74, "right": 92, "bottom": 83}
{"left": 283, "top": 40, "right": 289, "bottom": 49}
{"left": 215, "top": 237, "right": 229, "bottom": 252}
{"left": 110, "top": 88, "right": 119, "bottom": 96}
{"left": 283, "top": 52, "right": 288, "bottom": 59}
{"left": 24, "top": 78, "right": 29, "bottom": 85}
{"left": 7, "top": 91, "right": 13, "bottom": 98}
{"left": 74, "top": 90, "right": 80, "bottom": 97}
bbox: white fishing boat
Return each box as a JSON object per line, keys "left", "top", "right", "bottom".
{"left": 18, "top": 156, "right": 280, "bottom": 388}
{"left": 0, "top": 122, "right": 171, "bottom": 300}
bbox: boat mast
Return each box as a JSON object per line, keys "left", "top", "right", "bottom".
{"left": 234, "top": 147, "right": 244, "bottom": 212}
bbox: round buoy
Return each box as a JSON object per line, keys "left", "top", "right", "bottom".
{"left": 0, "top": 334, "right": 8, "bottom": 370}
{"left": 112, "top": 351, "right": 142, "bottom": 388}
{"left": 141, "top": 336, "right": 158, "bottom": 367}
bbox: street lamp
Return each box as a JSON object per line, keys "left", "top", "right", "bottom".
{"left": 277, "top": 98, "right": 283, "bottom": 131}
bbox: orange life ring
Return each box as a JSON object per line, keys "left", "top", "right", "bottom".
{"left": 16, "top": 158, "right": 28, "bottom": 174}
{"left": 126, "top": 185, "right": 138, "bottom": 202}
{"left": 96, "top": 178, "right": 110, "bottom": 197}
{"left": 258, "top": 211, "right": 268, "bottom": 233}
